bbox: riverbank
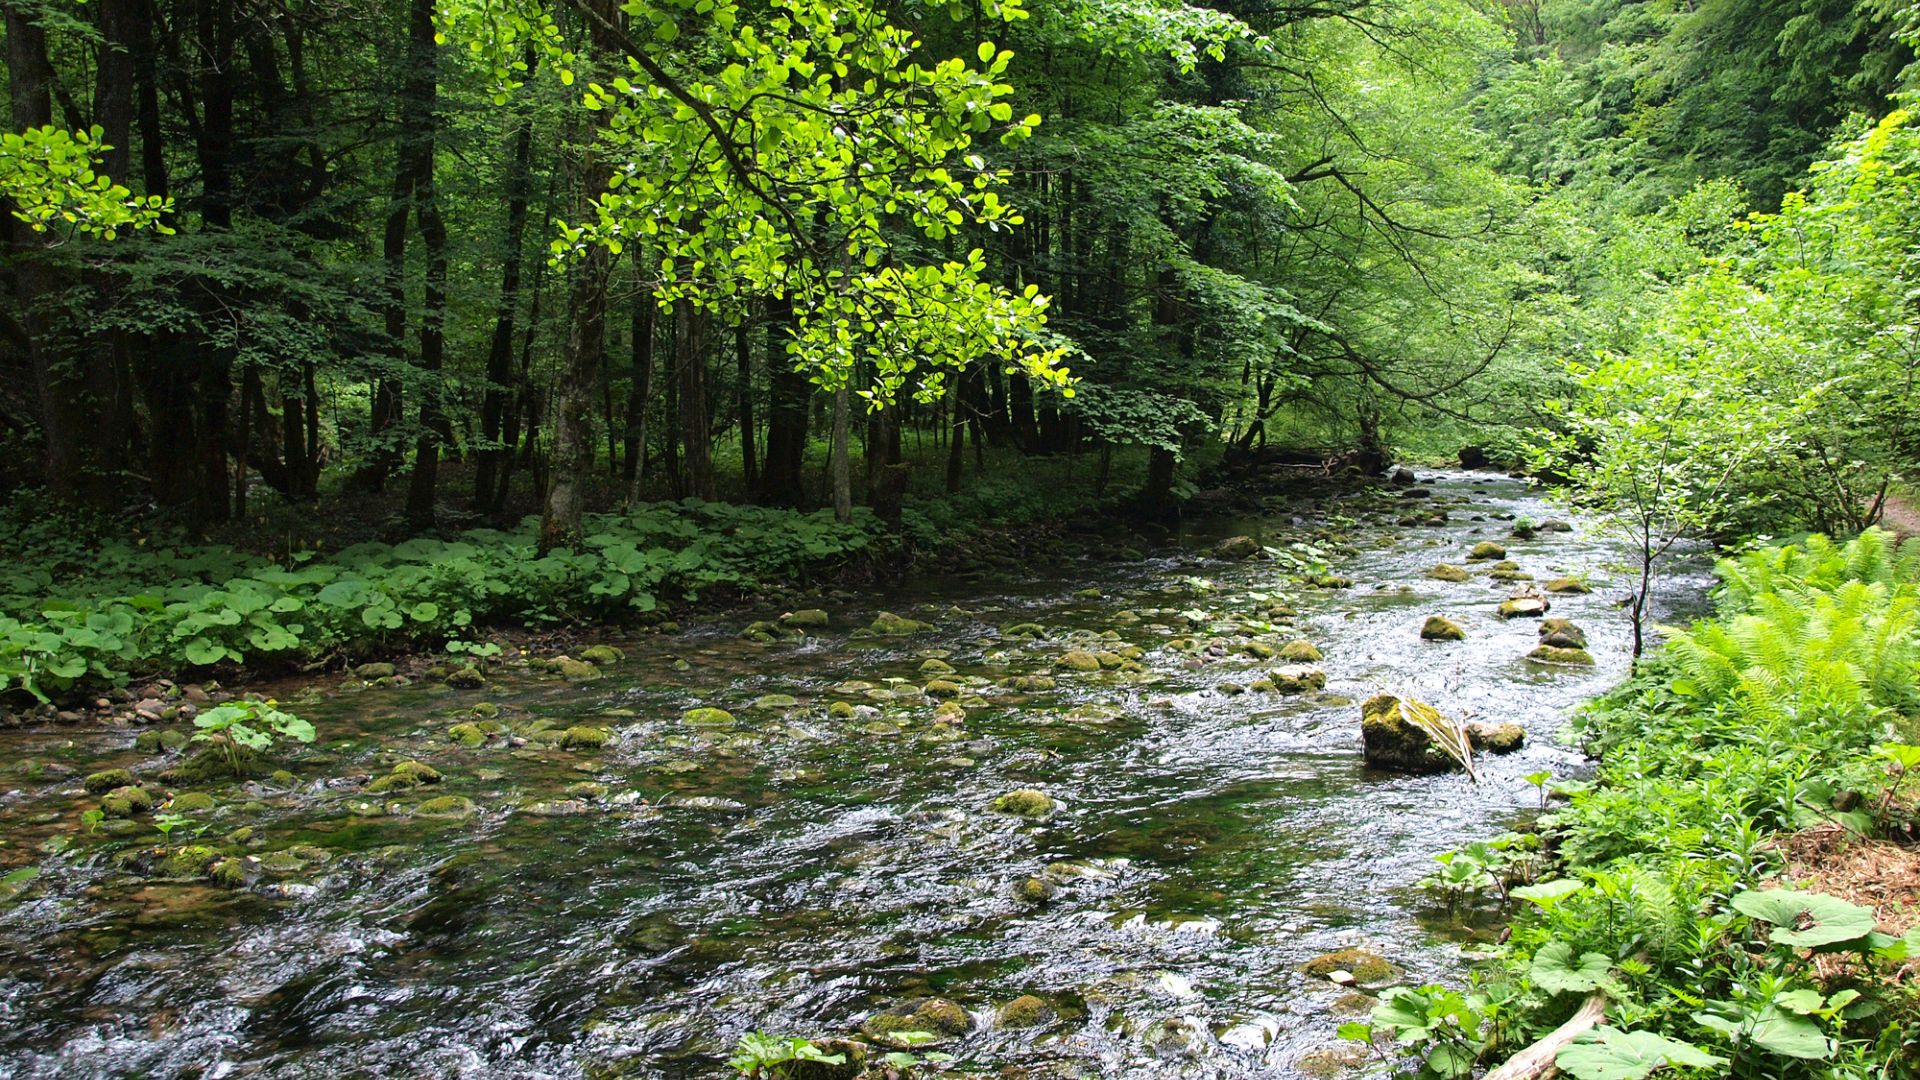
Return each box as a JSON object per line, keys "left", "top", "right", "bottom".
{"left": 1349, "top": 528, "right": 1920, "bottom": 1078}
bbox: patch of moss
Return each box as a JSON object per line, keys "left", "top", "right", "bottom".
{"left": 682, "top": 707, "right": 736, "bottom": 728}
{"left": 83, "top": 768, "right": 135, "bottom": 794}
{"left": 562, "top": 726, "right": 612, "bottom": 749}
{"left": 168, "top": 791, "right": 217, "bottom": 813}
{"left": 1279, "top": 639, "right": 1323, "bottom": 663}
{"left": 414, "top": 795, "right": 477, "bottom": 819}
{"left": 990, "top": 788, "right": 1056, "bottom": 818}
{"left": 999, "top": 994, "right": 1051, "bottom": 1028}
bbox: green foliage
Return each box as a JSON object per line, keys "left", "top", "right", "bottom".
{"left": 0, "top": 500, "right": 883, "bottom": 700}
{"left": 192, "top": 699, "right": 316, "bottom": 776}
{"left": 726, "top": 1032, "right": 846, "bottom": 1078}
{"left": 0, "top": 125, "right": 173, "bottom": 240}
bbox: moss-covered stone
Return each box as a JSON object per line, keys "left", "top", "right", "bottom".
{"left": 370, "top": 759, "right": 442, "bottom": 793}
{"left": 579, "top": 645, "right": 624, "bottom": 665}
{"left": 1360, "top": 694, "right": 1460, "bottom": 774}
{"left": 552, "top": 657, "right": 600, "bottom": 680}
{"left": 1008, "top": 675, "right": 1056, "bottom": 692}
{"left": 1468, "top": 541, "right": 1507, "bottom": 561}
{"left": 1426, "top": 563, "right": 1471, "bottom": 582}
{"left": 1488, "top": 568, "right": 1534, "bottom": 582}
{"left": 562, "top": 725, "right": 612, "bottom": 749}
{"left": 1279, "top": 639, "right": 1323, "bottom": 663}
{"left": 447, "top": 722, "right": 489, "bottom": 748}
{"left": 167, "top": 791, "right": 217, "bottom": 813}
{"left": 1538, "top": 618, "right": 1588, "bottom": 649}
{"left": 133, "top": 729, "right": 189, "bottom": 754}
{"left": 750, "top": 693, "right": 800, "bottom": 710}
{"left": 210, "top": 858, "right": 250, "bottom": 888}
{"left": 827, "top": 701, "right": 856, "bottom": 719}
{"left": 990, "top": 788, "right": 1057, "bottom": 818}
{"left": 861, "top": 999, "right": 973, "bottom": 1045}
{"left": 1526, "top": 644, "right": 1595, "bottom": 665}
{"left": 1055, "top": 649, "right": 1102, "bottom": 672}
{"left": 1308, "top": 574, "right": 1354, "bottom": 589}
{"left": 780, "top": 608, "right": 830, "bottom": 628}
{"left": 158, "top": 844, "right": 220, "bottom": 878}
{"left": 1466, "top": 722, "right": 1526, "bottom": 753}
{"left": 1302, "top": 948, "right": 1397, "bottom": 987}
{"left": 100, "top": 785, "right": 155, "bottom": 817}
{"left": 445, "top": 666, "right": 488, "bottom": 689}
{"left": 1420, "top": 616, "right": 1466, "bottom": 642}
{"left": 355, "top": 662, "right": 397, "bottom": 679}
{"left": 999, "top": 994, "right": 1051, "bottom": 1028}
{"left": 918, "top": 657, "right": 956, "bottom": 675}
{"left": 1014, "top": 876, "right": 1055, "bottom": 903}
{"left": 868, "top": 611, "right": 932, "bottom": 636}
{"left": 1215, "top": 535, "right": 1262, "bottom": 560}
{"left": 999, "top": 622, "right": 1048, "bottom": 641}
{"left": 1497, "top": 596, "right": 1549, "bottom": 619}
{"left": 415, "top": 795, "right": 477, "bottom": 819}
{"left": 1269, "top": 665, "right": 1326, "bottom": 693}
{"left": 1216, "top": 681, "right": 1246, "bottom": 696}
{"left": 682, "top": 707, "right": 737, "bottom": 729}
{"left": 1544, "top": 576, "right": 1590, "bottom": 594}
{"left": 1242, "top": 641, "right": 1277, "bottom": 659}
{"left": 83, "top": 768, "right": 136, "bottom": 794}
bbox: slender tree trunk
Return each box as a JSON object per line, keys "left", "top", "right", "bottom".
{"left": 735, "top": 314, "right": 757, "bottom": 493}
{"left": 831, "top": 385, "right": 852, "bottom": 523}
{"left": 476, "top": 45, "right": 537, "bottom": 508}
{"left": 674, "top": 297, "right": 715, "bottom": 500}
{"left": 624, "top": 288, "right": 654, "bottom": 502}
{"left": 757, "top": 295, "right": 808, "bottom": 505}
{"left": 403, "top": 0, "right": 447, "bottom": 529}
{"left": 945, "top": 376, "right": 966, "bottom": 493}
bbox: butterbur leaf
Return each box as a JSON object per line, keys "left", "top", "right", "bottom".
{"left": 1750, "top": 1007, "right": 1836, "bottom": 1060}
{"left": 1556, "top": 1027, "right": 1726, "bottom": 1080}
{"left": 1513, "top": 878, "right": 1584, "bottom": 909}
{"left": 1531, "top": 941, "right": 1612, "bottom": 995}
{"left": 1730, "top": 889, "right": 1876, "bottom": 948}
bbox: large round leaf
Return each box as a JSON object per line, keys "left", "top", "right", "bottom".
{"left": 1557, "top": 1027, "right": 1726, "bottom": 1080}
{"left": 1730, "top": 889, "right": 1876, "bottom": 948}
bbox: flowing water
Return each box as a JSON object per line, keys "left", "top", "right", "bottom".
{"left": 0, "top": 472, "right": 1711, "bottom": 1079}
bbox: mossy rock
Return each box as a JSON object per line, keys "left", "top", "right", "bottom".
{"left": 1308, "top": 574, "right": 1354, "bottom": 589}
{"left": 562, "top": 725, "right": 612, "bottom": 749}
{"left": 1302, "top": 948, "right": 1398, "bottom": 987}
{"left": 1056, "top": 650, "right": 1101, "bottom": 672}
{"left": 445, "top": 666, "right": 488, "bottom": 689}
{"left": 1538, "top": 618, "right": 1588, "bottom": 649}
{"left": 1279, "top": 639, "right": 1323, "bottom": 663}
{"left": 100, "top": 785, "right": 156, "bottom": 817}
{"left": 355, "top": 662, "right": 397, "bottom": 679}
{"left": 1420, "top": 616, "right": 1466, "bottom": 642}
{"left": 682, "top": 707, "right": 737, "bottom": 729}
{"left": 526, "top": 728, "right": 571, "bottom": 748}
{"left": 1297, "top": 1045, "right": 1371, "bottom": 1078}
{"left": 1488, "top": 569, "right": 1534, "bottom": 582}
{"left": 1426, "top": 563, "right": 1471, "bottom": 583}
{"left": 1497, "top": 597, "right": 1550, "bottom": 619}
{"left": 1526, "top": 644, "right": 1594, "bottom": 666}
{"left": 827, "top": 701, "right": 856, "bottom": 719}
{"left": 990, "top": 788, "right": 1057, "bottom": 819}
{"left": 1242, "top": 641, "right": 1277, "bottom": 660}
{"left": 552, "top": 657, "right": 600, "bottom": 680}
{"left": 1214, "top": 535, "right": 1262, "bottom": 560}
{"left": 158, "top": 845, "right": 221, "bottom": 878}
{"left": 1014, "top": 876, "right": 1055, "bottom": 904}
{"left": 1248, "top": 678, "right": 1277, "bottom": 693}
{"left": 932, "top": 701, "right": 967, "bottom": 723}
{"left": 84, "top": 768, "right": 137, "bottom": 794}
{"left": 999, "top": 994, "right": 1052, "bottom": 1028}
{"left": 1544, "top": 576, "right": 1590, "bottom": 594}
{"left": 924, "top": 680, "right": 962, "bottom": 698}
{"left": 1216, "top": 681, "right": 1245, "bottom": 696}
{"left": 1008, "top": 675, "right": 1056, "bottom": 692}
{"left": 133, "top": 730, "right": 189, "bottom": 754}
{"left": 447, "top": 722, "right": 490, "bottom": 748}
{"left": 168, "top": 791, "right": 217, "bottom": 813}
{"left": 750, "top": 694, "right": 800, "bottom": 710}
{"left": 256, "top": 850, "right": 309, "bottom": 877}
{"left": 781, "top": 1039, "right": 867, "bottom": 1080}
{"left": 210, "top": 858, "right": 251, "bottom": 889}
{"left": 861, "top": 999, "right": 973, "bottom": 1046}
{"left": 414, "top": 795, "right": 477, "bottom": 819}
{"left": 1466, "top": 722, "right": 1526, "bottom": 753}
{"left": 579, "top": 645, "right": 624, "bottom": 665}
{"left": 868, "top": 611, "right": 932, "bottom": 636}
{"left": 918, "top": 658, "right": 956, "bottom": 675}
{"left": 780, "top": 608, "right": 830, "bottom": 628}
{"left": 1467, "top": 541, "right": 1507, "bottom": 561}
{"left": 1360, "top": 694, "right": 1460, "bottom": 774}
{"left": 999, "top": 622, "right": 1048, "bottom": 641}
{"left": 394, "top": 759, "right": 442, "bottom": 784}
{"left": 1269, "top": 665, "right": 1327, "bottom": 693}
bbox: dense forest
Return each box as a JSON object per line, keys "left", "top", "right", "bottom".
{"left": 7, "top": 0, "right": 1920, "bottom": 1078}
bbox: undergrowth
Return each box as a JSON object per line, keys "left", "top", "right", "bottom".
{"left": 1355, "top": 528, "right": 1920, "bottom": 1078}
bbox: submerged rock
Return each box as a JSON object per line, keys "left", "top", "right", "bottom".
{"left": 862, "top": 999, "right": 973, "bottom": 1046}
{"left": 1268, "top": 665, "right": 1327, "bottom": 693}
{"left": 999, "top": 994, "right": 1052, "bottom": 1028}
{"left": 414, "top": 795, "right": 476, "bottom": 819}
{"left": 445, "top": 666, "right": 488, "bottom": 689}
{"left": 1420, "top": 616, "right": 1466, "bottom": 642}
{"left": 578, "top": 645, "right": 624, "bottom": 666}
{"left": 1467, "top": 541, "right": 1507, "bottom": 562}
{"left": 682, "top": 707, "right": 737, "bottom": 729}
{"left": 1426, "top": 563, "right": 1471, "bottom": 582}
{"left": 750, "top": 693, "right": 800, "bottom": 710}
{"left": 1000, "top": 622, "right": 1048, "bottom": 641}
{"left": 1014, "top": 876, "right": 1055, "bottom": 904}
{"left": 990, "top": 789, "right": 1057, "bottom": 818}
{"left": 83, "top": 768, "right": 136, "bottom": 794}
{"left": 562, "top": 725, "right": 612, "bottom": 749}
{"left": 1302, "top": 948, "right": 1397, "bottom": 988}
{"left": 867, "top": 611, "right": 932, "bottom": 636}
{"left": 1056, "top": 650, "right": 1101, "bottom": 672}
{"left": 1527, "top": 644, "right": 1595, "bottom": 665}
{"left": 918, "top": 657, "right": 955, "bottom": 675}
{"left": 1360, "top": 694, "right": 1461, "bottom": 773}
{"left": 1544, "top": 576, "right": 1591, "bottom": 594}
{"left": 1214, "top": 535, "right": 1262, "bottom": 560}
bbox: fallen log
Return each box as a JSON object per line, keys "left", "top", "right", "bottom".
{"left": 1480, "top": 992, "right": 1608, "bottom": 1080}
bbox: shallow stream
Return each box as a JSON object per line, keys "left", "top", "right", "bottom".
{"left": 0, "top": 472, "right": 1711, "bottom": 1078}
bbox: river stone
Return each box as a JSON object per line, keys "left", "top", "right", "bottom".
{"left": 447, "top": 722, "right": 489, "bottom": 747}
{"left": 579, "top": 645, "right": 623, "bottom": 665}
{"left": 1215, "top": 535, "right": 1262, "bottom": 560}
{"left": 1420, "top": 616, "right": 1466, "bottom": 642}
{"left": 918, "top": 657, "right": 956, "bottom": 675}
{"left": 1302, "top": 948, "right": 1397, "bottom": 988}
{"left": 1000, "top": 622, "right": 1048, "bottom": 640}
{"left": 1538, "top": 618, "right": 1587, "bottom": 649}
{"left": 83, "top": 768, "right": 136, "bottom": 794}
{"left": 1056, "top": 650, "right": 1101, "bottom": 672}
{"left": 1497, "top": 596, "right": 1550, "bottom": 619}
{"left": 1216, "top": 681, "right": 1246, "bottom": 696}
{"left": 552, "top": 657, "right": 599, "bottom": 680}
{"left": 355, "top": 662, "right": 397, "bottom": 679}
{"left": 1528, "top": 644, "right": 1595, "bottom": 665}
{"left": 134, "top": 729, "right": 189, "bottom": 753}
{"left": 999, "top": 994, "right": 1052, "bottom": 1028}
{"left": 562, "top": 725, "right": 612, "bottom": 749}
{"left": 782, "top": 1039, "right": 867, "bottom": 1080}
{"left": 1243, "top": 641, "right": 1277, "bottom": 659}
{"left": 99, "top": 785, "right": 155, "bottom": 817}
{"left": 414, "top": 795, "right": 477, "bottom": 819}
{"left": 1466, "top": 722, "right": 1526, "bottom": 753}
{"left": 1426, "top": 563, "right": 1471, "bottom": 582}
{"left": 1297, "top": 1046, "right": 1372, "bottom": 1078}
{"left": 1279, "top": 639, "right": 1322, "bottom": 663}
{"left": 779, "top": 608, "right": 830, "bottom": 628}
{"left": 1544, "top": 576, "right": 1590, "bottom": 594}
{"left": 682, "top": 707, "right": 736, "bottom": 729}
{"left": 1360, "top": 694, "right": 1460, "bottom": 773}
{"left": 168, "top": 791, "right": 216, "bottom": 813}
{"left": 1488, "top": 568, "right": 1533, "bottom": 582}
{"left": 1539, "top": 519, "right": 1573, "bottom": 532}
{"left": 445, "top": 666, "right": 488, "bottom": 689}
{"left": 990, "top": 788, "right": 1057, "bottom": 818}
{"left": 827, "top": 701, "right": 856, "bottom": 719}
{"left": 862, "top": 999, "right": 973, "bottom": 1046}
{"left": 868, "top": 611, "right": 932, "bottom": 636}
{"left": 750, "top": 693, "right": 801, "bottom": 710}
{"left": 1467, "top": 541, "right": 1507, "bottom": 561}
{"left": 1268, "top": 665, "right": 1326, "bottom": 693}
{"left": 1014, "top": 876, "right": 1055, "bottom": 903}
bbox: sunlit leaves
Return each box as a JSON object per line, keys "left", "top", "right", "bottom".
{"left": 0, "top": 125, "right": 173, "bottom": 241}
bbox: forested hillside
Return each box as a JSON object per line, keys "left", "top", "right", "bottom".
{"left": 8, "top": 2, "right": 1920, "bottom": 1079}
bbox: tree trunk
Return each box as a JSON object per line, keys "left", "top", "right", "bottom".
{"left": 403, "top": 0, "right": 446, "bottom": 529}
{"left": 831, "top": 385, "right": 852, "bottom": 523}
{"left": 735, "top": 314, "right": 757, "bottom": 493}
{"left": 475, "top": 45, "right": 538, "bottom": 508}
{"left": 757, "top": 295, "right": 808, "bottom": 505}
{"left": 623, "top": 287, "right": 654, "bottom": 502}
{"left": 674, "top": 297, "right": 715, "bottom": 500}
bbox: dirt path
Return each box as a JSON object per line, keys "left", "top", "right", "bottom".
{"left": 1880, "top": 493, "right": 1920, "bottom": 538}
